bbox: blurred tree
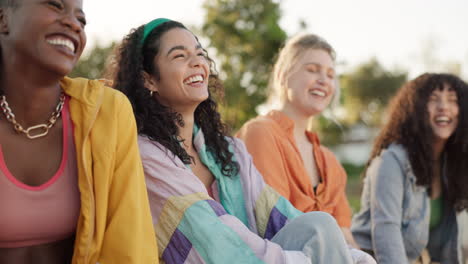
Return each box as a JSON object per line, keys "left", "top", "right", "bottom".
{"left": 70, "top": 42, "right": 116, "bottom": 79}
{"left": 311, "top": 114, "right": 349, "bottom": 146}
{"left": 340, "top": 58, "right": 407, "bottom": 126}
{"left": 311, "top": 59, "right": 407, "bottom": 146}
{"left": 201, "top": 0, "right": 287, "bottom": 130}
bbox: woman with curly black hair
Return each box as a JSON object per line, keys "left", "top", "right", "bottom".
{"left": 351, "top": 73, "right": 468, "bottom": 263}
{"left": 106, "top": 18, "right": 374, "bottom": 264}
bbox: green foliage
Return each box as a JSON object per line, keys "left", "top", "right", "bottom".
{"left": 70, "top": 42, "right": 116, "bottom": 79}
{"left": 341, "top": 58, "right": 407, "bottom": 126}
{"left": 312, "top": 114, "right": 348, "bottom": 146}
{"left": 201, "top": 0, "right": 287, "bottom": 130}
{"left": 342, "top": 162, "right": 365, "bottom": 179}
{"left": 343, "top": 162, "right": 365, "bottom": 212}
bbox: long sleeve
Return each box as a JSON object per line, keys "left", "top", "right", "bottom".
{"left": 232, "top": 139, "right": 304, "bottom": 240}
{"left": 324, "top": 151, "right": 352, "bottom": 228}
{"left": 237, "top": 120, "right": 292, "bottom": 199}
{"left": 97, "top": 96, "right": 158, "bottom": 264}
{"left": 237, "top": 116, "right": 353, "bottom": 228}
{"left": 368, "top": 150, "right": 407, "bottom": 264}
{"left": 140, "top": 137, "right": 310, "bottom": 264}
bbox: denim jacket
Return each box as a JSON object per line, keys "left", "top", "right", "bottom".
{"left": 458, "top": 210, "right": 468, "bottom": 264}
{"left": 351, "top": 144, "right": 462, "bottom": 264}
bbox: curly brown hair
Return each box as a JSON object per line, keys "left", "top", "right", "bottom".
{"left": 368, "top": 73, "right": 468, "bottom": 211}
{"left": 106, "top": 20, "right": 238, "bottom": 177}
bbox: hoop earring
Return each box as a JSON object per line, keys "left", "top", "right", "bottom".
{"left": 150, "top": 90, "right": 154, "bottom": 96}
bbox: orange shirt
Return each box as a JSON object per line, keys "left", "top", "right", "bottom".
{"left": 236, "top": 110, "right": 352, "bottom": 227}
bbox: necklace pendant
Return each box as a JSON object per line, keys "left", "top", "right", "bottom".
{"left": 1, "top": 93, "right": 65, "bottom": 140}
{"left": 25, "top": 124, "right": 49, "bottom": 139}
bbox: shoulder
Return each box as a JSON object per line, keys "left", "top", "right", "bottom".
{"left": 379, "top": 144, "right": 409, "bottom": 168}
{"left": 227, "top": 137, "right": 249, "bottom": 157}
{"left": 138, "top": 136, "right": 170, "bottom": 159}
{"left": 137, "top": 135, "right": 187, "bottom": 172}
{"left": 237, "top": 115, "right": 282, "bottom": 141}
{"left": 97, "top": 81, "right": 130, "bottom": 110}
{"left": 366, "top": 144, "right": 411, "bottom": 181}
{"left": 227, "top": 137, "right": 255, "bottom": 168}
{"left": 62, "top": 77, "right": 129, "bottom": 109}
{"left": 240, "top": 115, "right": 279, "bottom": 133}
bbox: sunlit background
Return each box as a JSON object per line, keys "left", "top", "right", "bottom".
{"left": 83, "top": 0, "right": 468, "bottom": 78}
{"left": 76, "top": 0, "right": 468, "bottom": 210}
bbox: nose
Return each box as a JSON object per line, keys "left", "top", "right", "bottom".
{"left": 436, "top": 97, "right": 450, "bottom": 111}
{"left": 60, "top": 13, "right": 83, "bottom": 33}
{"left": 317, "top": 72, "right": 329, "bottom": 85}
{"left": 189, "top": 54, "right": 206, "bottom": 68}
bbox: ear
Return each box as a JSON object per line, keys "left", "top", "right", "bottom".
{"left": 0, "top": 8, "right": 9, "bottom": 34}
{"left": 142, "top": 71, "right": 159, "bottom": 93}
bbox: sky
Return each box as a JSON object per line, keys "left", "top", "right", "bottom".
{"left": 83, "top": 0, "right": 468, "bottom": 79}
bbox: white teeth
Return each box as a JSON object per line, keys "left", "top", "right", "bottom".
{"left": 435, "top": 116, "right": 450, "bottom": 122}
{"left": 310, "top": 90, "right": 326, "bottom": 97}
{"left": 47, "top": 38, "right": 76, "bottom": 53}
{"left": 184, "top": 75, "right": 204, "bottom": 84}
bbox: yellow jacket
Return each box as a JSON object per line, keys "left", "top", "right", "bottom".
{"left": 61, "top": 77, "right": 158, "bottom": 264}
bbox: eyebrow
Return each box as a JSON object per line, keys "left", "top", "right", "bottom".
{"left": 166, "top": 43, "right": 203, "bottom": 57}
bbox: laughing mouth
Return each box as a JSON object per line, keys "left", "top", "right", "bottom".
{"left": 435, "top": 115, "right": 453, "bottom": 125}
{"left": 47, "top": 37, "right": 76, "bottom": 53}
{"left": 309, "top": 89, "right": 326, "bottom": 97}
{"left": 183, "top": 74, "right": 205, "bottom": 85}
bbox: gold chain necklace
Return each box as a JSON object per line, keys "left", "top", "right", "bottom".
{"left": 0, "top": 93, "right": 65, "bottom": 139}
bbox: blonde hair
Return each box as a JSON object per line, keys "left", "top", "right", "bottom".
{"left": 268, "top": 33, "right": 337, "bottom": 107}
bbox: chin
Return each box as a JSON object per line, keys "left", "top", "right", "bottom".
{"left": 198, "top": 94, "right": 210, "bottom": 102}
{"left": 434, "top": 132, "right": 453, "bottom": 142}
{"left": 46, "top": 61, "right": 76, "bottom": 77}
{"left": 304, "top": 107, "right": 326, "bottom": 117}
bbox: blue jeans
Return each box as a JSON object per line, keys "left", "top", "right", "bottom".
{"left": 271, "top": 212, "right": 353, "bottom": 263}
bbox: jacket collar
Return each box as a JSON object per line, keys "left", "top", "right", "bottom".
{"left": 60, "top": 77, "right": 104, "bottom": 107}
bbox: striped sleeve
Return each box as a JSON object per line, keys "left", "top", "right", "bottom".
{"left": 139, "top": 137, "right": 310, "bottom": 264}
{"left": 255, "top": 185, "right": 303, "bottom": 239}
{"left": 156, "top": 193, "right": 264, "bottom": 263}
{"left": 231, "top": 138, "right": 303, "bottom": 240}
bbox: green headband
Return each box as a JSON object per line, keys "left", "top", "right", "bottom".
{"left": 141, "top": 18, "right": 171, "bottom": 45}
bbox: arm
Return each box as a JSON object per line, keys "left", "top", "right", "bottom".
{"left": 320, "top": 149, "right": 356, "bottom": 246}
{"left": 327, "top": 153, "right": 353, "bottom": 228}
{"left": 140, "top": 138, "right": 310, "bottom": 264}
{"left": 98, "top": 96, "right": 158, "bottom": 264}
{"left": 236, "top": 121, "right": 292, "bottom": 199}
{"left": 237, "top": 140, "right": 374, "bottom": 264}
{"left": 369, "top": 151, "right": 407, "bottom": 264}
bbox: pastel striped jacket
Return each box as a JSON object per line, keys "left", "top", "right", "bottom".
{"left": 138, "top": 133, "right": 311, "bottom": 264}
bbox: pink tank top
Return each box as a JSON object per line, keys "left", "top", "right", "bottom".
{"left": 0, "top": 97, "right": 80, "bottom": 248}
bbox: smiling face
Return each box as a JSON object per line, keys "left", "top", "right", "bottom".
{"left": 284, "top": 48, "right": 336, "bottom": 117}
{"left": 148, "top": 27, "right": 209, "bottom": 113}
{"left": 1, "top": 0, "right": 87, "bottom": 76}
{"left": 427, "top": 84, "right": 459, "bottom": 143}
